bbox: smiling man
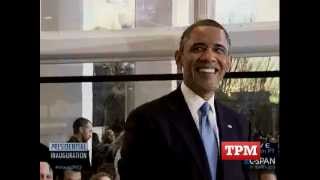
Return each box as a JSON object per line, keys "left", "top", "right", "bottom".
{"left": 175, "top": 21, "right": 231, "bottom": 100}
{"left": 118, "top": 19, "right": 257, "bottom": 180}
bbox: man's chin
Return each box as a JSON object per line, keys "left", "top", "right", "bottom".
{"left": 198, "top": 81, "right": 219, "bottom": 91}
{"left": 204, "top": 86, "right": 218, "bottom": 94}
{"left": 195, "top": 84, "right": 218, "bottom": 97}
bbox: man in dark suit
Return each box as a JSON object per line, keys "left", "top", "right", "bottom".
{"left": 118, "top": 19, "right": 258, "bottom": 180}
{"left": 68, "top": 117, "right": 93, "bottom": 143}
{"left": 67, "top": 117, "right": 93, "bottom": 180}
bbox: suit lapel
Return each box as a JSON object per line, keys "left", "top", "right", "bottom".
{"left": 215, "top": 101, "right": 237, "bottom": 142}
{"left": 215, "top": 101, "right": 240, "bottom": 180}
{"left": 167, "top": 89, "right": 211, "bottom": 180}
{"left": 215, "top": 101, "right": 226, "bottom": 180}
{"left": 216, "top": 101, "right": 227, "bottom": 142}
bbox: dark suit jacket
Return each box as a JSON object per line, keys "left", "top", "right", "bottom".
{"left": 118, "top": 88, "right": 257, "bottom": 180}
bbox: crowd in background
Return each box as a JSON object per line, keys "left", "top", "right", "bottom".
{"left": 40, "top": 117, "right": 124, "bottom": 180}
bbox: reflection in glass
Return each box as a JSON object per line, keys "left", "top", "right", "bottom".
{"left": 218, "top": 77, "right": 279, "bottom": 137}
{"left": 230, "top": 56, "right": 279, "bottom": 72}
{"left": 135, "top": 0, "right": 172, "bottom": 27}
{"left": 84, "top": 0, "right": 135, "bottom": 31}
{"left": 40, "top": 0, "right": 135, "bottom": 31}
{"left": 93, "top": 63, "right": 135, "bottom": 136}
{"left": 41, "top": 0, "right": 194, "bottom": 31}
{"left": 215, "top": 0, "right": 279, "bottom": 24}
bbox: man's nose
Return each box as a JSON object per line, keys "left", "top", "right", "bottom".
{"left": 199, "top": 48, "right": 218, "bottom": 62}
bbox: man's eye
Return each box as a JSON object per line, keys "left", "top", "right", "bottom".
{"left": 214, "top": 47, "right": 226, "bottom": 54}
{"left": 192, "top": 46, "right": 206, "bottom": 52}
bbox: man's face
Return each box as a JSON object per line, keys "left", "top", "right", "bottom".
{"left": 106, "top": 130, "right": 115, "bottom": 142}
{"left": 176, "top": 26, "right": 230, "bottom": 98}
{"left": 40, "top": 162, "right": 53, "bottom": 180}
{"left": 81, "top": 123, "right": 93, "bottom": 142}
{"left": 99, "top": 176, "right": 111, "bottom": 180}
{"left": 63, "top": 170, "right": 81, "bottom": 180}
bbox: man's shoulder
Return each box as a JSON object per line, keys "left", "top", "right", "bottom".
{"left": 67, "top": 136, "right": 80, "bottom": 143}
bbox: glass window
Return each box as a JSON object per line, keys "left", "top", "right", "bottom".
{"left": 40, "top": 81, "right": 176, "bottom": 144}
{"left": 41, "top": 76, "right": 279, "bottom": 175}
{"left": 217, "top": 77, "right": 279, "bottom": 136}
{"left": 215, "top": 0, "right": 279, "bottom": 24}
{"left": 41, "top": 77, "right": 279, "bottom": 142}
{"left": 230, "top": 56, "right": 279, "bottom": 72}
{"left": 40, "top": 0, "right": 193, "bottom": 32}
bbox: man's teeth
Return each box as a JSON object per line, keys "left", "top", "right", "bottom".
{"left": 199, "top": 68, "right": 216, "bottom": 73}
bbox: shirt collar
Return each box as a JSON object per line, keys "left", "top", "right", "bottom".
{"left": 181, "top": 82, "right": 215, "bottom": 112}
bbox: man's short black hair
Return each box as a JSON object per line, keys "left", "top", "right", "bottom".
{"left": 179, "top": 19, "right": 231, "bottom": 51}
{"left": 73, "top": 117, "right": 91, "bottom": 134}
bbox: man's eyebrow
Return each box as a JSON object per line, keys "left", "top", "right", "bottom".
{"left": 191, "top": 42, "right": 207, "bottom": 47}
{"left": 191, "top": 42, "right": 227, "bottom": 49}
{"left": 215, "top": 43, "right": 227, "bottom": 50}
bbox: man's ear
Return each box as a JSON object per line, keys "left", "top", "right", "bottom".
{"left": 175, "top": 50, "right": 183, "bottom": 73}
{"left": 79, "top": 127, "right": 84, "bottom": 134}
{"left": 226, "top": 55, "right": 232, "bottom": 72}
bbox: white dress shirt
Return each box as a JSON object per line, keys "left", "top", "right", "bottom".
{"left": 181, "top": 82, "right": 220, "bottom": 148}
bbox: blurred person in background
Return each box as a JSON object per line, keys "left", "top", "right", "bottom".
{"left": 67, "top": 117, "right": 93, "bottom": 180}
{"left": 68, "top": 117, "right": 93, "bottom": 143}
{"left": 102, "top": 128, "right": 116, "bottom": 145}
{"left": 90, "top": 172, "right": 114, "bottom": 180}
{"left": 63, "top": 169, "right": 81, "bottom": 180}
{"left": 40, "top": 143, "right": 53, "bottom": 180}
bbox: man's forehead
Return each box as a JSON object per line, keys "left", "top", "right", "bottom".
{"left": 188, "top": 26, "right": 228, "bottom": 45}
{"left": 192, "top": 25, "right": 224, "bottom": 33}
{"left": 40, "top": 162, "right": 50, "bottom": 171}
{"left": 65, "top": 170, "right": 81, "bottom": 177}
{"left": 82, "top": 123, "right": 92, "bottom": 128}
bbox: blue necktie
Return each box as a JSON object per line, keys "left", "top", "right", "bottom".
{"left": 199, "top": 102, "right": 218, "bottom": 180}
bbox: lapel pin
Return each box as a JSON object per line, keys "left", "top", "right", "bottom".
{"left": 227, "top": 124, "right": 232, "bottom": 129}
